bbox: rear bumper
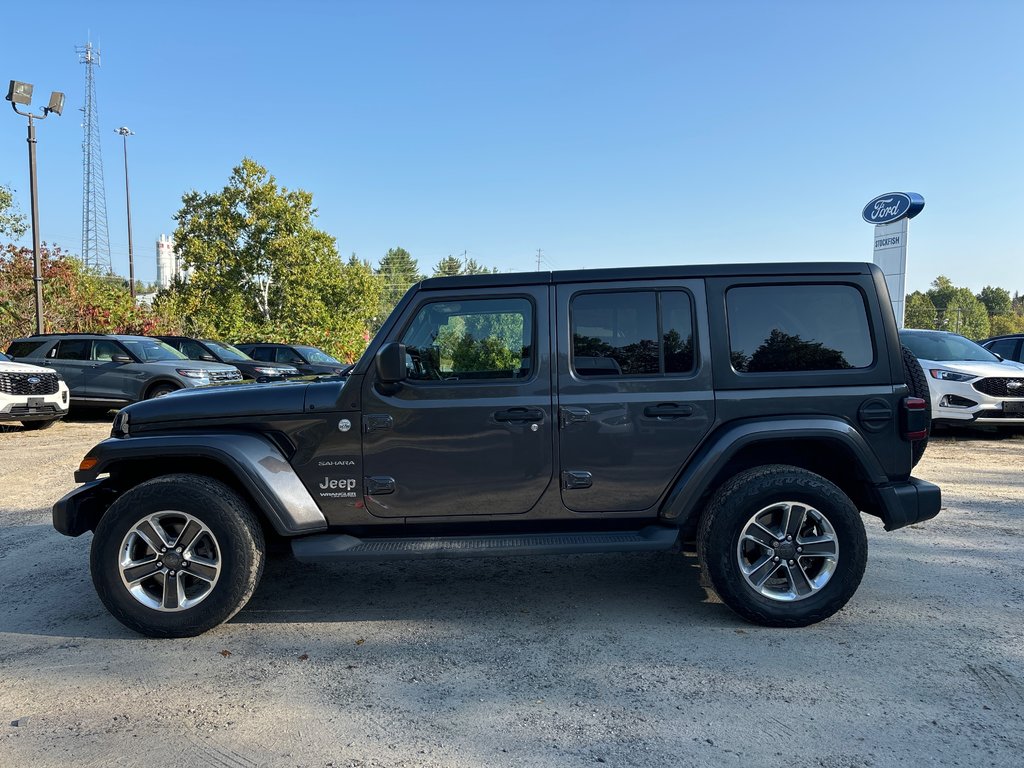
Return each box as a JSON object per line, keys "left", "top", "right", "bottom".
{"left": 876, "top": 477, "right": 941, "bottom": 531}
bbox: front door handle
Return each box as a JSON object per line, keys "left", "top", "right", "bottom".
{"left": 493, "top": 407, "right": 545, "bottom": 423}
{"left": 643, "top": 403, "right": 694, "bottom": 419}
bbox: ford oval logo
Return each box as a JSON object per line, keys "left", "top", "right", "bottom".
{"left": 862, "top": 192, "right": 925, "bottom": 224}
{"left": 27, "top": 376, "right": 41, "bottom": 384}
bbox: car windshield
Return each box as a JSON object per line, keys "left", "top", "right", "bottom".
{"left": 900, "top": 332, "right": 1000, "bottom": 363}
{"left": 205, "top": 341, "right": 252, "bottom": 362}
{"left": 296, "top": 346, "right": 342, "bottom": 365}
{"left": 119, "top": 339, "right": 188, "bottom": 362}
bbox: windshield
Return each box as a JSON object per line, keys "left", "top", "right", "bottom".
{"left": 119, "top": 339, "right": 188, "bottom": 362}
{"left": 205, "top": 341, "right": 252, "bottom": 362}
{"left": 296, "top": 346, "right": 342, "bottom": 365}
{"left": 900, "top": 332, "right": 1000, "bottom": 363}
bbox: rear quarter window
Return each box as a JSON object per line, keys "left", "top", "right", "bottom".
{"left": 727, "top": 284, "right": 874, "bottom": 372}
{"left": 6, "top": 341, "right": 46, "bottom": 358}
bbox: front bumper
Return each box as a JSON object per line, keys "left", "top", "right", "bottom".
{"left": 875, "top": 477, "right": 942, "bottom": 531}
{"left": 929, "top": 379, "right": 1024, "bottom": 426}
{"left": 53, "top": 478, "right": 117, "bottom": 536}
{"left": 0, "top": 386, "right": 70, "bottom": 421}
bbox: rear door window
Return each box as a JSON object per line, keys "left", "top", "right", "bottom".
{"left": 570, "top": 290, "right": 695, "bottom": 377}
{"left": 986, "top": 338, "right": 1019, "bottom": 361}
{"left": 250, "top": 347, "right": 276, "bottom": 362}
{"left": 53, "top": 339, "right": 92, "bottom": 360}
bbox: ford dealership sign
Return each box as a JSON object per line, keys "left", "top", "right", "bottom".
{"left": 862, "top": 192, "right": 925, "bottom": 224}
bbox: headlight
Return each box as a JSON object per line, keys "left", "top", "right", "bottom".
{"left": 112, "top": 410, "right": 130, "bottom": 437}
{"left": 176, "top": 368, "right": 211, "bottom": 379}
{"left": 253, "top": 366, "right": 289, "bottom": 375}
{"left": 929, "top": 369, "right": 977, "bottom": 382}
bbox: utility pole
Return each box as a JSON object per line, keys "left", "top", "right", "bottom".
{"left": 536, "top": 248, "right": 543, "bottom": 271}
{"left": 117, "top": 127, "right": 136, "bottom": 297}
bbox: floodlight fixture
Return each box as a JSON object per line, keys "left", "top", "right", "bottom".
{"left": 6, "top": 80, "right": 33, "bottom": 105}
{"left": 45, "top": 91, "right": 64, "bottom": 116}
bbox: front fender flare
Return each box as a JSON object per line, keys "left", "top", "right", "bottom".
{"left": 72, "top": 433, "right": 328, "bottom": 536}
{"left": 660, "top": 417, "right": 888, "bottom": 524}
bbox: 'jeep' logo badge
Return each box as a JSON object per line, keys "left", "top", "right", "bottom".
{"left": 27, "top": 376, "right": 41, "bottom": 384}
{"left": 862, "top": 192, "right": 925, "bottom": 225}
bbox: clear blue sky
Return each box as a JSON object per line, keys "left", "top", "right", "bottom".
{"left": 2, "top": 0, "right": 1021, "bottom": 293}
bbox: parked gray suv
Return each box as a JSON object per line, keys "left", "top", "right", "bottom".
{"left": 6, "top": 334, "right": 242, "bottom": 408}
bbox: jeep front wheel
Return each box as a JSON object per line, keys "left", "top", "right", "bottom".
{"left": 90, "top": 474, "right": 265, "bottom": 638}
{"left": 697, "top": 465, "right": 867, "bottom": 627}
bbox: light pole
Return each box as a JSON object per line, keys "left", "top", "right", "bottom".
{"left": 116, "top": 126, "right": 136, "bottom": 298}
{"left": 6, "top": 80, "right": 63, "bottom": 336}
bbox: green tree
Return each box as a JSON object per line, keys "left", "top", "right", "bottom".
{"left": 377, "top": 247, "right": 422, "bottom": 310}
{"left": 977, "top": 285, "right": 1012, "bottom": 316}
{"left": 943, "top": 288, "right": 990, "bottom": 339}
{"left": 0, "top": 184, "right": 27, "bottom": 239}
{"left": 989, "top": 314, "right": 1024, "bottom": 336}
{"left": 926, "top": 275, "right": 957, "bottom": 325}
{"left": 462, "top": 258, "right": 496, "bottom": 275}
{"left": 904, "top": 291, "right": 937, "bottom": 330}
{"left": 433, "top": 255, "right": 463, "bottom": 277}
{"left": 163, "top": 158, "right": 371, "bottom": 360}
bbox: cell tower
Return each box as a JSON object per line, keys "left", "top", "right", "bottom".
{"left": 77, "top": 41, "right": 112, "bottom": 274}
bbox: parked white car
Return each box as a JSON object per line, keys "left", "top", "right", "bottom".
{"left": 0, "top": 352, "right": 70, "bottom": 430}
{"left": 899, "top": 329, "right": 1024, "bottom": 428}
{"left": 0, "top": 351, "right": 70, "bottom": 430}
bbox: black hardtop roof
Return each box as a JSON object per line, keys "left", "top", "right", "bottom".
{"left": 418, "top": 261, "right": 877, "bottom": 291}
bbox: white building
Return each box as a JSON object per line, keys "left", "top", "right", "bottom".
{"left": 155, "top": 234, "right": 187, "bottom": 289}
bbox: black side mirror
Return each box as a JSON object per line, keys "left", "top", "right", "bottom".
{"left": 376, "top": 342, "right": 407, "bottom": 383}
{"left": 200, "top": 353, "right": 217, "bottom": 362}
{"left": 112, "top": 354, "right": 133, "bottom": 364}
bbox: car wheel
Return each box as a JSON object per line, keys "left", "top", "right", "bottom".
{"left": 147, "top": 383, "right": 179, "bottom": 399}
{"left": 20, "top": 418, "right": 61, "bottom": 430}
{"left": 90, "top": 474, "right": 265, "bottom": 638}
{"left": 901, "top": 344, "right": 931, "bottom": 468}
{"left": 697, "top": 465, "right": 867, "bottom": 627}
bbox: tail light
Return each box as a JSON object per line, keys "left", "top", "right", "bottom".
{"left": 902, "top": 397, "right": 928, "bottom": 441}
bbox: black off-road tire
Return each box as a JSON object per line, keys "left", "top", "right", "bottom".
{"left": 697, "top": 465, "right": 867, "bottom": 628}
{"left": 901, "top": 344, "right": 931, "bottom": 468}
{"left": 90, "top": 474, "right": 265, "bottom": 638}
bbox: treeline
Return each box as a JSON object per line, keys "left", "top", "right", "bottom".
{"left": 905, "top": 277, "right": 1024, "bottom": 340}
{"left": 0, "top": 160, "right": 497, "bottom": 362}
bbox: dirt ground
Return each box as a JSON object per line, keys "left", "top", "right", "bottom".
{"left": 1, "top": 417, "right": 1022, "bottom": 768}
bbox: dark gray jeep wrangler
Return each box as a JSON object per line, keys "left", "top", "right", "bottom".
{"left": 54, "top": 262, "right": 938, "bottom": 637}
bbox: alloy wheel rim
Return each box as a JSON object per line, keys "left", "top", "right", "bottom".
{"left": 735, "top": 501, "right": 839, "bottom": 602}
{"left": 118, "top": 511, "right": 221, "bottom": 611}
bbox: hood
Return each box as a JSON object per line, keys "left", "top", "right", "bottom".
{"left": 146, "top": 359, "right": 240, "bottom": 372}
{"left": 125, "top": 379, "right": 316, "bottom": 425}
{"left": 0, "top": 359, "right": 60, "bottom": 375}
{"left": 917, "top": 357, "right": 1024, "bottom": 378}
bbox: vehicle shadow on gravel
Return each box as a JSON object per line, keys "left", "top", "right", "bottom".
{"left": 236, "top": 550, "right": 727, "bottom": 629}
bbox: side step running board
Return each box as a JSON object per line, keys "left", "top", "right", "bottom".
{"left": 291, "top": 525, "right": 680, "bottom": 563}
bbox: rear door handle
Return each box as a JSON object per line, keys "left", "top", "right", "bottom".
{"left": 643, "top": 403, "right": 694, "bottom": 419}
{"left": 493, "top": 407, "right": 545, "bottom": 423}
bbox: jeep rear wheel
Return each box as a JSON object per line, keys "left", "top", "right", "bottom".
{"left": 902, "top": 344, "right": 931, "bottom": 468}
{"left": 90, "top": 474, "right": 265, "bottom": 638}
{"left": 697, "top": 465, "right": 867, "bottom": 627}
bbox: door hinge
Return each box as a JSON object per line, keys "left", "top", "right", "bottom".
{"left": 364, "top": 476, "right": 396, "bottom": 495}
{"left": 363, "top": 414, "right": 394, "bottom": 433}
{"left": 559, "top": 407, "right": 591, "bottom": 429}
{"left": 561, "top": 470, "right": 593, "bottom": 490}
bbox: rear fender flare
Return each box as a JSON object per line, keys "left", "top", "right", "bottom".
{"left": 660, "top": 418, "right": 887, "bottom": 525}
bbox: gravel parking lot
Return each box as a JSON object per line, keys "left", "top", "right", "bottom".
{"left": 1, "top": 418, "right": 1022, "bottom": 767}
